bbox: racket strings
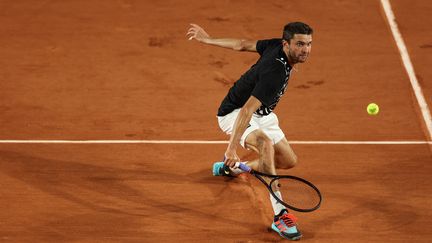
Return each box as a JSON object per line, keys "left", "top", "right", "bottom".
{"left": 273, "top": 178, "right": 320, "bottom": 210}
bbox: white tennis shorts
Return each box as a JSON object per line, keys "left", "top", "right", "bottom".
{"left": 217, "top": 109, "right": 285, "bottom": 148}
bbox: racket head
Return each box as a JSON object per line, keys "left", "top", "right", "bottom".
{"left": 269, "top": 175, "right": 322, "bottom": 212}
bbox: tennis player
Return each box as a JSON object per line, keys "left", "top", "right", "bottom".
{"left": 187, "top": 22, "right": 313, "bottom": 241}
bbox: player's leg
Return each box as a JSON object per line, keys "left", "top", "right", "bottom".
{"left": 257, "top": 113, "right": 298, "bottom": 170}
{"left": 243, "top": 129, "right": 276, "bottom": 175}
{"left": 215, "top": 111, "right": 301, "bottom": 240}
{"left": 274, "top": 137, "right": 298, "bottom": 169}
{"left": 254, "top": 113, "right": 302, "bottom": 240}
{"left": 244, "top": 129, "right": 302, "bottom": 240}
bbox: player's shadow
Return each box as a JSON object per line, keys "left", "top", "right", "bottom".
{"left": 0, "top": 150, "right": 173, "bottom": 215}
{"left": 0, "top": 150, "right": 258, "bottom": 230}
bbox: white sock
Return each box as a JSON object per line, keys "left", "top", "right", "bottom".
{"left": 270, "top": 191, "right": 287, "bottom": 215}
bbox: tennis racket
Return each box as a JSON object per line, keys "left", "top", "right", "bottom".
{"left": 230, "top": 162, "right": 322, "bottom": 212}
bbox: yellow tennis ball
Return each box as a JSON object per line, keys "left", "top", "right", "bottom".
{"left": 367, "top": 103, "right": 379, "bottom": 115}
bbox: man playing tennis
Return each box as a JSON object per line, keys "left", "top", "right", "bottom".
{"left": 187, "top": 22, "right": 313, "bottom": 241}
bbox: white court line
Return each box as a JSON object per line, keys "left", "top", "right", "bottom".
{"left": 381, "top": 0, "right": 432, "bottom": 139}
{"left": 2, "top": 4, "right": 431, "bottom": 147}
{"left": 0, "top": 140, "right": 431, "bottom": 145}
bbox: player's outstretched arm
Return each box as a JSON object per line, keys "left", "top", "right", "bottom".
{"left": 224, "top": 96, "right": 262, "bottom": 168}
{"left": 186, "top": 23, "right": 257, "bottom": 52}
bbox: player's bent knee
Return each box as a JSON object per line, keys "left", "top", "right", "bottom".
{"left": 288, "top": 155, "right": 298, "bottom": 168}
{"left": 276, "top": 154, "right": 298, "bottom": 169}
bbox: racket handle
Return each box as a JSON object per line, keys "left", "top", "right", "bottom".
{"left": 222, "top": 164, "right": 231, "bottom": 175}
{"left": 235, "top": 162, "right": 252, "bottom": 172}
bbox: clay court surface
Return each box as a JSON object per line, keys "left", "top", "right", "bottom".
{"left": 1, "top": 0, "right": 431, "bottom": 242}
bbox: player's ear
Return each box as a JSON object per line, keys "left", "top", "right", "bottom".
{"left": 282, "top": 39, "right": 290, "bottom": 50}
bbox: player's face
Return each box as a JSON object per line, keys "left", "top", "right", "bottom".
{"left": 283, "top": 34, "right": 312, "bottom": 64}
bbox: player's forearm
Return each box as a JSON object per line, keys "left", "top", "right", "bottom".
{"left": 227, "top": 108, "right": 254, "bottom": 150}
{"left": 187, "top": 24, "right": 256, "bottom": 51}
{"left": 202, "top": 38, "right": 248, "bottom": 51}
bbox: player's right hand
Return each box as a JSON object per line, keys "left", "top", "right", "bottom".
{"left": 224, "top": 148, "right": 240, "bottom": 168}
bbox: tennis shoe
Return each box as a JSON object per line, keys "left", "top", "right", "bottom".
{"left": 271, "top": 209, "right": 302, "bottom": 241}
{"left": 212, "top": 162, "right": 234, "bottom": 177}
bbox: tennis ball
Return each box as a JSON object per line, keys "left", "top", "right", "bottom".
{"left": 367, "top": 103, "right": 379, "bottom": 115}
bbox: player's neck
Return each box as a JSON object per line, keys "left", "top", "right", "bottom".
{"left": 283, "top": 47, "right": 296, "bottom": 67}
{"left": 287, "top": 57, "right": 296, "bottom": 67}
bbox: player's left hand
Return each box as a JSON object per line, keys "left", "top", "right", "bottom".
{"left": 186, "top": 23, "right": 210, "bottom": 42}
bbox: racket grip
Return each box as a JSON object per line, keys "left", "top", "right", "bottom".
{"left": 235, "top": 162, "right": 252, "bottom": 172}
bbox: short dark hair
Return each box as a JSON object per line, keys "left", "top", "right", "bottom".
{"left": 282, "top": 22, "right": 313, "bottom": 42}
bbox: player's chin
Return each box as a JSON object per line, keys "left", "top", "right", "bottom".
{"left": 298, "top": 55, "right": 308, "bottom": 63}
